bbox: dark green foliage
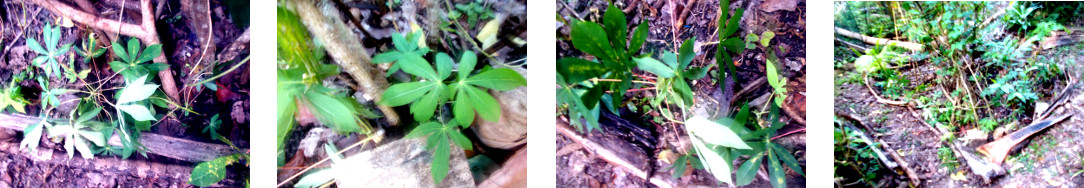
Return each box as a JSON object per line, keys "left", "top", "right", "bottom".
{"left": 557, "top": 2, "right": 648, "bottom": 133}
{"left": 716, "top": 0, "right": 746, "bottom": 85}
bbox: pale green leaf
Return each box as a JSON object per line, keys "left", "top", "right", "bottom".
{"left": 381, "top": 81, "right": 437, "bottom": 106}
{"left": 118, "top": 104, "right": 156, "bottom": 121}
{"left": 464, "top": 68, "right": 527, "bottom": 91}
{"left": 685, "top": 116, "right": 752, "bottom": 149}
{"left": 634, "top": 56, "right": 675, "bottom": 78}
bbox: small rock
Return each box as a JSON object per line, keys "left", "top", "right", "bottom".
{"left": 232, "top": 100, "right": 248, "bottom": 124}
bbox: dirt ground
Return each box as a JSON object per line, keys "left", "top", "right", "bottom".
{"left": 556, "top": 0, "right": 806, "bottom": 187}
{"left": 834, "top": 43, "right": 1084, "bottom": 188}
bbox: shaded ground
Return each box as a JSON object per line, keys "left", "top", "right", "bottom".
{"left": 0, "top": 0, "right": 249, "bottom": 186}
{"left": 556, "top": 0, "right": 806, "bottom": 187}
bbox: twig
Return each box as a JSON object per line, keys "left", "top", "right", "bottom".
{"left": 188, "top": 56, "right": 249, "bottom": 87}
{"left": 881, "top": 140, "right": 921, "bottom": 186}
{"left": 770, "top": 127, "right": 804, "bottom": 140}
{"left": 864, "top": 75, "right": 909, "bottom": 106}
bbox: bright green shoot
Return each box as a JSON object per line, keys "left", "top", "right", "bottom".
{"left": 635, "top": 37, "right": 713, "bottom": 117}
{"left": 373, "top": 30, "right": 430, "bottom": 77}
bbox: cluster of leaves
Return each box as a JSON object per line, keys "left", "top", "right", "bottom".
{"left": 675, "top": 104, "right": 803, "bottom": 187}
{"left": 448, "top": 0, "right": 495, "bottom": 30}
{"left": 746, "top": 30, "right": 788, "bottom": 107}
{"left": 0, "top": 78, "right": 28, "bottom": 114}
{"left": 1004, "top": 2, "right": 1040, "bottom": 33}
{"left": 189, "top": 132, "right": 248, "bottom": 187}
{"left": 716, "top": 0, "right": 746, "bottom": 85}
{"left": 981, "top": 67, "right": 1039, "bottom": 108}
{"left": 379, "top": 43, "right": 525, "bottom": 184}
{"left": 276, "top": 7, "right": 376, "bottom": 166}
{"left": 556, "top": 3, "right": 648, "bottom": 132}
{"left": 633, "top": 38, "right": 712, "bottom": 120}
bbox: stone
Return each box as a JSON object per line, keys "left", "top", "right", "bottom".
{"left": 332, "top": 138, "right": 473, "bottom": 187}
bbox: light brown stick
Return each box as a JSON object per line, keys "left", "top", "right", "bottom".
{"left": 835, "top": 27, "right": 924, "bottom": 51}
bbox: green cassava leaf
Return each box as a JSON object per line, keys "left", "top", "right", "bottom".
{"left": 678, "top": 37, "right": 696, "bottom": 69}
{"left": 117, "top": 75, "right": 159, "bottom": 104}
{"left": 570, "top": 20, "right": 614, "bottom": 62}
{"left": 137, "top": 44, "right": 162, "bottom": 63}
{"left": 772, "top": 143, "right": 804, "bottom": 176}
{"left": 629, "top": 20, "right": 649, "bottom": 54}
{"left": 736, "top": 152, "right": 764, "bottom": 186}
{"left": 117, "top": 104, "right": 156, "bottom": 121}
{"left": 671, "top": 155, "right": 689, "bottom": 178}
{"left": 406, "top": 122, "right": 444, "bottom": 138}
{"left": 435, "top": 52, "right": 454, "bottom": 80}
{"left": 767, "top": 148, "right": 786, "bottom": 188}
{"left": 464, "top": 68, "right": 527, "bottom": 91}
{"left": 430, "top": 134, "right": 451, "bottom": 184}
{"left": 305, "top": 92, "right": 362, "bottom": 133}
{"left": 634, "top": 56, "right": 675, "bottom": 78}
{"left": 690, "top": 133, "right": 734, "bottom": 187}
{"left": 603, "top": 4, "right": 628, "bottom": 57}
{"left": 458, "top": 51, "right": 478, "bottom": 81}
{"left": 381, "top": 81, "right": 438, "bottom": 106}
{"left": 556, "top": 57, "right": 607, "bottom": 84}
{"left": 453, "top": 89, "right": 475, "bottom": 126}
{"left": 189, "top": 154, "right": 241, "bottom": 187}
{"left": 685, "top": 116, "right": 752, "bottom": 149}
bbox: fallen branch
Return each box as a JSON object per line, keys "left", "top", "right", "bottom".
{"left": 835, "top": 27, "right": 923, "bottom": 51}
{"left": 217, "top": 28, "right": 250, "bottom": 63}
{"left": 20, "top": 0, "right": 182, "bottom": 102}
{"left": 906, "top": 107, "right": 1005, "bottom": 183}
{"left": 0, "top": 142, "right": 243, "bottom": 186}
{"left": 864, "top": 75, "right": 909, "bottom": 106}
{"left": 556, "top": 120, "right": 674, "bottom": 188}
{"left": 0, "top": 113, "right": 238, "bottom": 162}
{"left": 286, "top": 0, "right": 399, "bottom": 125}
{"left": 879, "top": 139, "right": 920, "bottom": 186}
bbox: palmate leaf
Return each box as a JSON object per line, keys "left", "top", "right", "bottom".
{"left": 305, "top": 90, "right": 364, "bottom": 134}
{"left": 20, "top": 114, "right": 47, "bottom": 152}
{"left": 189, "top": 154, "right": 242, "bottom": 187}
{"left": 767, "top": 148, "right": 786, "bottom": 188}
{"left": 634, "top": 56, "right": 675, "bottom": 78}
{"left": 405, "top": 121, "right": 470, "bottom": 185}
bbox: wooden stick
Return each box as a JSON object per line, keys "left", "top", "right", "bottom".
{"left": 0, "top": 113, "right": 238, "bottom": 162}
{"left": 835, "top": 27, "right": 923, "bottom": 51}
{"left": 286, "top": 0, "right": 398, "bottom": 125}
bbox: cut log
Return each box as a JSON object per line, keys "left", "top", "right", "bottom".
{"left": 0, "top": 113, "right": 239, "bottom": 162}
{"left": 286, "top": 0, "right": 399, "bottom": 126}
{"left": 835, "top": 27, "right": 923, "bottom": 51}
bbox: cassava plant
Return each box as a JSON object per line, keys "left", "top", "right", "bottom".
{"left": 381, "top": 49, "right": 526, "bottom": 184}
{"left": 556, "top": 2, "right": 649, "bottom": 132}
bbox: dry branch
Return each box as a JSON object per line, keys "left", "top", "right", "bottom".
{"left": 835, "top": 27, "right": 923, "bottom": 51}
{"left": 0, "top": 113, "right": 239, "bottom": 162}
{"left": 286, "top": 0, "right": 399, "bottom": 125}
{"left": 20, "top": 0, "right": 182, "bottom": 102}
